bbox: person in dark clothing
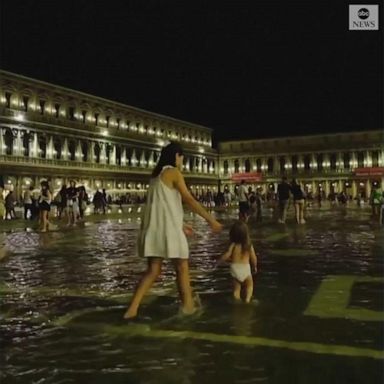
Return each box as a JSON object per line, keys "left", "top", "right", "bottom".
{"left": 277, "top": 176, "right": 291, "bottom": 223}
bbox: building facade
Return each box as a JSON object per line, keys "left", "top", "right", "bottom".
{"left": 1, "top": 70, "right": 382, "bottom": 203}
{"left": 218, "top": 131, "right": 384, "bottom": 199}
{"left": 0, "top": 70, "right": 218, "bottom": 200}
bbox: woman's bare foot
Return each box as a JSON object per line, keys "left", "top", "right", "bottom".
{"left": 123, "top": 309, "right": 137, "bottom": 319}
{"left": 180, "top": 305, "right": 197, "bottom": 315}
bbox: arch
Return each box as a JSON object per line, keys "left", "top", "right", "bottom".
{"left": 317, "top": 153, "right": 323, "bottom": 171}
{"left": 330, "top": 153, "right": 337, "bottom": 170}
{"left": 291, "top": 155, "right": 298, "bottom": 172}
{"left": 245, "top": 158, "right": 251, "bottom": 173}
{"left": 343, "top": 152, "right": 350, "bottom": 169}
{"left": 234, "top": 159, "right": 240, "bottom": 173}
{"left": 256, "top": 158, "right": 262, "bottom": 172}
{"left": 357, "top": 151, "right": 364, "bottom": 168}
{"left": 223, "top": 160, "right": 229, "bottom": 175}
{"left": 4, "top": 128, "right": 13, "bottom": 155}
{"left": 304, "top": 155, "right": 311, "bottom": 171}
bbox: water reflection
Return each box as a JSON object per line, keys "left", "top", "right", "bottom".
{"left": 0, "top": 209, "right": 383, "bottom": 383}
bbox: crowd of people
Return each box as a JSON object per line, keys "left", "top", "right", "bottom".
{"left": 234, "top": 176, "right": 384, "bottom": 225}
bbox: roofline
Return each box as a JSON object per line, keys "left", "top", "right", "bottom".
{"left": 218, "top": 129, "right": 383, "bottom": 145}
{"left": 0, "top": 69, "right": 213, "bottom": 133}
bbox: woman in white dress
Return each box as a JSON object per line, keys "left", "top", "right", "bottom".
{"left": 124, "top": 142, "right": 222, "bottom": 319}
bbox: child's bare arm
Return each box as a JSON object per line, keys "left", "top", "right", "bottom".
{"left": 218, "top": 243, "right": 235, "bottom": 263}
{"left": 250, "top": 245, "right": 258, "bottom": 272}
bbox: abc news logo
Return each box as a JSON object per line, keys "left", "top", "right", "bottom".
{"left": 349, "top": 5, "right": 379, "bottom": 30}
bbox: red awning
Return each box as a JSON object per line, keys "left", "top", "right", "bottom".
{"left": 231, "top": 172, "right": 263, "bottom": 182}
{"left": 353, "top": 167, "right": 384, "bottom": 177}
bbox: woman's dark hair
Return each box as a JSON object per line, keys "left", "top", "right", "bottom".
{"left": 40, "top": 180, "right": 49, "bottom": 189}
{"left": 152, "top": 142, "right": 184, "bottom": 178}
{"left": 229, "top": 220, "right": 251, "bottom": 252}
{"left": 40, "top": 180, "right": 49, "bottom": 196}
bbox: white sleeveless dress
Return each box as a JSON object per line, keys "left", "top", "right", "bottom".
{"left": 137, "top": 166, "right": 189, "bottom": 259}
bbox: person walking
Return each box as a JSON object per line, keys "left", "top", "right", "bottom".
{"left": 277, "top": 176, "right": 291, "bottom": 224}
{"left": 124, "top": 142, "right": 222, "bottom": 319}
{"left": 238, "top": 180, "right": 249, "bottom": 222}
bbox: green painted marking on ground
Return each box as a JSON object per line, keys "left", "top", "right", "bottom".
{"left": 264, "top": 233, "right": 290, "bottom": 242}
{"left": 268, "top": 249, "right": 319, "bottom": 257}
{"left": 68, "top": 322, "right": 384, "bottom": 361}
{"left": 304, "top": 275, "right": 384, "bottom": 321}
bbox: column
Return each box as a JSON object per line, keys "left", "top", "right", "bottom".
{"left": 100, "top": 143, "right": 107, "bottom": 164}
{"left": 203, "top": 158, "right": 208, "bottom": 174}
{"left": 12, "top": 130, "right": 22, "bottom": 156}
{"left": 366, "top": 181, "right": 371, "bottom": 200}
{"left": 336, "top": 152, "right": 343, "bottom": 172}
{"left": 0, "top": 128, "right": 5, "bottom": 155}
{"left": 75, "top": 140, "right": 83, "bottom": 162}
{"left": 30, "top": 132, "right": 39, "bottom": 158}
{"left": 325, "top": 180, "right": 330, "bottom": 197}
{"left": 62, "top": 138, "right": 69, "bottom": 160}
{"left": 121, "top": 147, "right": 127, "bottom": 166}
{"left": 184, "top": 156, "right": 190, "bottom": 172}
{"left": 351, "top": 180, "right": 357, "bottom": 199}
{"left": 273, "top": 157, "right": 279, "bottom": 175}
{"left": 323, "top": 153, "right": 330, "bottom": 172}
{"left": 45, "top": 136, "right": 53, "bottom": 160}
{"left": 297, "top": 155, "right": 304, "bottom": 174}
{"left": 131, "top": 149, "right": 138, "bottom": 167}
{"left": 109, "top": 144, "right": 116, "bottom": 165}
{"left": 88, "top": 141, "right": 95, "bottom": 163}
{"left": 139, "top": 150, "right": 146, "bottom": 168}
{"left": 378, "top": 150, "right": 383, "bottom": 167}
{"left": 365, "top": 150, "right": 372, "bottom": 167}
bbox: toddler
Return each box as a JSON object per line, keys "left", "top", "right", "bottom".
{"left": 219, "top": 220, "right": 257, "bottom": 303}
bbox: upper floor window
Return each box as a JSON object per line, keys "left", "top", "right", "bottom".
{"left": 22, "top": 96, "right": 29, "bottom": 112}
{"left": 39, "top": 100, "right": 46, "bottom": 115}
{"left": 54, "top": 103, "right": 60, "bottom": 118}
{"left": 68, "top": 106, "right": 75, "bottom": 121}
{"left": 5, "top": 92, "right": 11, "bottom": 108}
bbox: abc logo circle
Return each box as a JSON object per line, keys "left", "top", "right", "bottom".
{"left": 357, "top": 8, "right": 370, "bottom": 19}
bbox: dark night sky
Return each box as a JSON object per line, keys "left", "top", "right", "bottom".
{"left": 0, "top": 0, "right": 382, "bottom": 144}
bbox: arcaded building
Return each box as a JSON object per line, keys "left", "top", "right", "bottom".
{"left": 1, "top": 70, "right": 383, "bottom": 202}
{"left": 0, "top": 70, "right": 218, "bottom": 199}
{"left": 218, "top": 131, "right": 384, "bottom": 199}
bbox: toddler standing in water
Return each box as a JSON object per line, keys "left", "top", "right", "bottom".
{"left": 218, "top": 221, "right": 257, "bottom": 303}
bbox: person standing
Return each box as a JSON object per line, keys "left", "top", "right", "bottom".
{"left": 238, "top": 180, "right": 249, "bottom": 222}
{"left": 0, "top": 187, "right": 5, "bottom": 220}
{"left": 124, "top": 142, "right": 222, "bottom": 319}
{"left": 277, "top": 176, "right": 291, "bottom": 224}
{"left": 5, "top": 191, "right": 16, "bottom": 220}
{"left": 23, "top": 186, "right": 34, "bottom": 220}
{"left": 38, "top": 181, "right": 52, "bottom": 232}
{"left": 291, "top": 179, "right": 306, "bottom": 224}
{"left": 66, "top": 180, "right": 79, "bottom": 225}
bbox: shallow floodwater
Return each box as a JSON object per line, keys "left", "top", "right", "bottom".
{"left": 0, "top": 206, "right": 383, "bottom": 383}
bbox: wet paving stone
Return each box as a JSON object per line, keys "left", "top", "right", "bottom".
{"left": 0, "top": 207, "right": 383, "bottom": 383}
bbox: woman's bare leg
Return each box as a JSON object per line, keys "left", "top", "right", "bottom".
{"left": 294, "top": 203, "right": 300, "bottom": 224}
{"left": 124, "top": 258, "right": 163, "bottom": 319}
{"left": 233, "top": 279, "right": 241, "bottom": 300}
{"left": 174, "top": 259, "right": 195, "bottom": 314}
{"left": 244, "top": 276, "right": 254, "bottom": 303}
